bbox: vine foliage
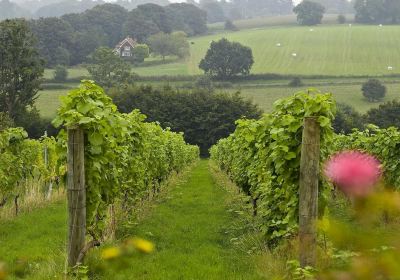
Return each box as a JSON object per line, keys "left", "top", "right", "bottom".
{"left": 53, "top": 80, "right": 199, "bottom": 240}
{"left": 210, "top": 90, "right": 336, "bottom": 245}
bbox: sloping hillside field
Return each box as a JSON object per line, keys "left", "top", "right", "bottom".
{"left": 184, "top": 25, "right": 400, "bottom": 76}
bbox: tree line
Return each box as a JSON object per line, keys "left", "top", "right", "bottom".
{"left": 24, "top": 2, "right": 206, "bottom": 66}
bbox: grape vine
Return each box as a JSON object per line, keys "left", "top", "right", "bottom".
{"left": 53, "top": 80, "right": 199, "bottom": 240}
{"left": 210, "top": 90, "right": 336, "bottom": 245}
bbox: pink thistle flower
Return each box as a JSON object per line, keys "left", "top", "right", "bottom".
{"left": 324, "top": 151, "right": 382, "bottom": 197}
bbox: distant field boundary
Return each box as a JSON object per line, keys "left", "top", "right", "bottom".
{"left": 43, "top": 73, "right": 400, "bottom": 85}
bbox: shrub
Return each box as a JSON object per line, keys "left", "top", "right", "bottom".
{"left": 53, "top": 65, "right": 68, "bottom": 82}
{"left": 110, "top": 85, "right": 262, "bottom": 156}
{"left": 288, "top": 77, "right": 303, "bottom": 87}
{"left": 365, "top": 100, "right": 400, "bottom": 129}
{"left": 224, "top": 20, "right": 238, "bottom": 31}
{"left": 337, "top": 14, "right": 346, "bottom": 24}
{"left": 132, "top": 44, "right": 150, "bottom": 64}
{"left": 333, "top": 103, "right": 364, "bottom": 134}
{"left": 362, "top": 79, "right": 386, "bottom": 102}
{"left": 195, "top": 75, "right": 213, "bottom": 92}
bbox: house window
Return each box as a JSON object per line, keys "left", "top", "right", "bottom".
{"left": 124, "top": 46, "right": 130, "bottom": 51}
{"left": 122, "top": 51, "right": 131, "bottom": 57}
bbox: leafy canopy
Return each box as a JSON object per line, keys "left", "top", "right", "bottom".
{"left": 199, "top": 38, "right": 254, "bottom": 79}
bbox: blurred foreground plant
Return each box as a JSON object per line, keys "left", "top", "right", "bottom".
{"left": 320, "top": 151, "right": 400, "bottom": 279}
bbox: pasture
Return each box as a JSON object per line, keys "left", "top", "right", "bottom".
{"left": 37, "top": 77, "right": 400, "bottom": 118}
{"left": 45, "top": 25, "right": 400, "bottom": 78}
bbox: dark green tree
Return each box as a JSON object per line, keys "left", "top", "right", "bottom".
{"left": 293, "top": 1, "right": 325, "bottom": 25}
{"left": 333, "top": 103, "right": 364, "bottom": 134}
{"left": 30, "top": 17, "right": 74, "bottom": 66}
{"left": 224, "top": 20, "right": 239, "bottom": 31}
{"left": 123, "top": 10, "right": 160, "bottom": 42}
{"left": 84, "top": 4, "right": 128, "bottom": 45}
{"left": 362, "top": 79, "right": 386, "bottom": 102}
{"left": 53, "top": 65, "right": 68, "bottom": 82}
{"left": 136, "top": 3, "right": 172, "bottom": 34}
{"left": 337, "top": 14, "right": 346, "bottom": 24}
{"left": 110, "top": 85, "right": 262, "bottom": 156}
{"left": 86, "top": 47, "right": 133, "bottom": 88}
{"left": 132, "top": 44, "right": 150, "bottom": 63}
{"left": 365, "top": 100, "right": 400, "bottom": 129}
{"left": 354, "top": 0, "right": 400, "bottom": 24}
{"left": 199, "top": 38, "right": 254, "bottom": 79}
{"left": 165, "top": 3, "right": 208, "bottom": 36}
{"left": 0, "top": 19, "right": 44, "bottom": 120}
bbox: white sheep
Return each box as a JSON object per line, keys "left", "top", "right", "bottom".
{"left": 292, "top": 53, "right": 297, "bottom": 57}
{"left": 388, "top": 66, "right": 393, "bottom": 71}
{"left": 276, "top": 43, "right": 281, "bottom": 47}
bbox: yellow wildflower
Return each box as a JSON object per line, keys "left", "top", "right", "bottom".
{"left": 129, "top": 238, "right": 155, "bottom": 254}
{"left": 101, "top": 247, "right": 121, "bottom": 260}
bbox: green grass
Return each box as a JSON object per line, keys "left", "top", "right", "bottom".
{"left": 185, "top": 25, "right": 400, "bottom": 76}
{"left": 36, "top": 89, "right": 69, "bottom": 119}
{"left": 238, "top": 82, "right": 400, "bottom": 113}
{"left": 45, "top": 24, "right": 400, "bottom": 78}
{"left": 0, "top": 200, "right": 67, "bottom": 279}
{"left": 35, "top": 78, "right": 400, "bottom": 118}
{"left": 93, "top": 160, "right": 265, "bottom": 279}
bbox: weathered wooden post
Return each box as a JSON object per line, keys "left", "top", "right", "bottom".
{"left": 67, "top": 127, "right": 86, "bottom": 267}
{"left": 299, "top": 117, "right": 320, "bottom": 267}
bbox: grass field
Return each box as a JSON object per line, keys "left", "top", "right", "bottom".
{"left": 0, "top": 201, "right": 67, "bottom": 279}
{"left": 44, "top": 25, "right": 400, "bottom": 78}
{"left": 0, "top": 161, "right": 281, "bottom": 279}
{"left": 36, "top": 78, "right": 400, "bottom": 118}
{"left": 187, "top": 25, "right": 400, "bottom": 76}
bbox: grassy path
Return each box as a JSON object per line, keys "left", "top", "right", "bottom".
{"left": 99, "top": 160, "right": 264, "bottom": 279}
{"left": 0, "top": 200, "right": 67, "bottom": 279}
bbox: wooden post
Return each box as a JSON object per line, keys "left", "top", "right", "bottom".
{"left": 67, "top": 127, "right": 86, "bottom": 267}
{"left": 299, "top": 117, "right": 320, "bottom": 268}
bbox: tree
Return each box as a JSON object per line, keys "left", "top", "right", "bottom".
{"left": 29, "top": 17, "right": 74, "bottom": 66}
{"left": 337, "top": 14, "right": 346, "bottom": 24}
{"left": 224, "top": 20, "right": 238, "bottom": 31}
{"left": 333, "top": 103, "right": 364, "bottom": 134}
{"left": 165, "top": 3, "right": 208, "bottom": 36}
{"left": 293, "top": 1, "right": 325, "bottom": 25}
{"left": 354, "top": 0, "right": 400, "bottom": 24}
{"left": 123, "top": 10, "right": 160, "bottom": 42}
{"left": 84, "top": 4, "right": 128, "bottom": 46}
{"left": 132, "top": 44, "right": 150, "bottom": 63}
{"left": 136, "top": 3, "right": 172, "bottom": 34}
{"left": 313, "top": 0, "right": 352, "bottom": 14}
{"left": 0, "top": 19, "right": 44, "bottom": 120}
{"left": 201, "top": 1, "right": 226, "bottom": 23}
{"left": 53, "top": 65, "right": 68, "bottom": 82}
{"left": 199, "top": 38, "right": 254, "bottom": 79}
{"left": 86, "top": 47, "right": 133, "bottom": 88}
{"left": 362, "top": 79, "right": 386, "bottom": 102}
{"left": 148, "top": 32, "right": 190, "bottom": 60}
{"left": 365, "top": 100, "right": 400, "bottom": 129}
{"left": 288, "top": 77, "right": 303, "bottom": 87}
{"left": 110, "top": 85, "right": 262, "bottom": 156}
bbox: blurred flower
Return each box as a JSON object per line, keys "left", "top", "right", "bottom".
{"left": 101, "top": 247, "right": 121, "bottom": 260}
{"left": 325, "top": 151, "right": 381, "bottom": 197}
{"left": 127, "top": 238, "right": 154, "bottom": 254}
